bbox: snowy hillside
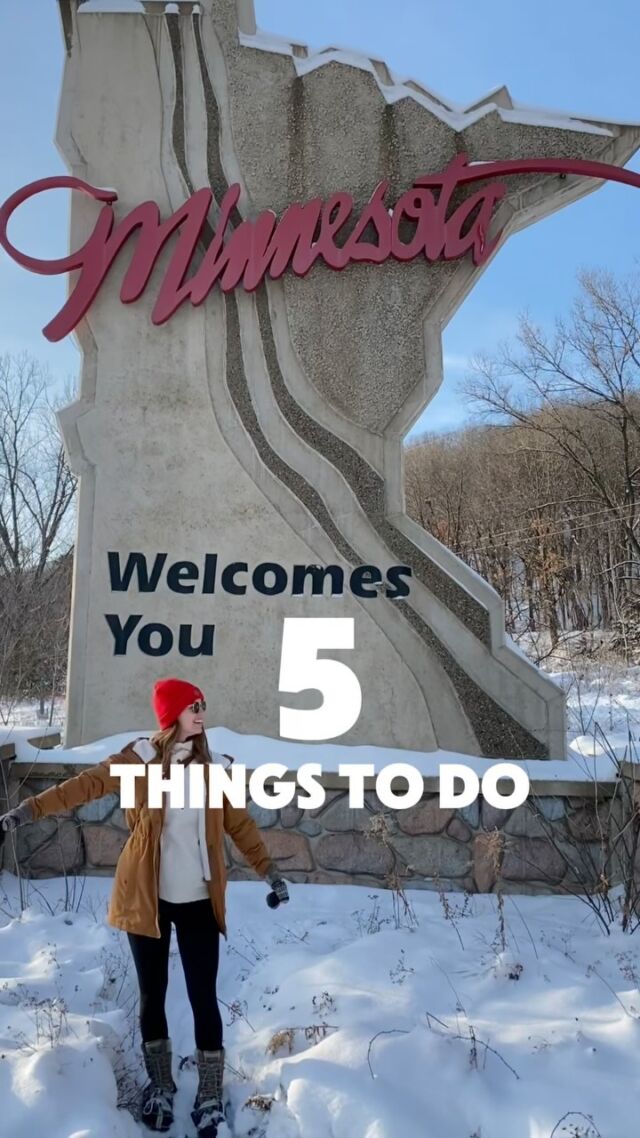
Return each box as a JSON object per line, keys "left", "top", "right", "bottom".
{"left": 2, "top": 656, "right": 640, "bottom": 1135}
{"left": 0, "top": 872, "right": 638, "bottom": 1138}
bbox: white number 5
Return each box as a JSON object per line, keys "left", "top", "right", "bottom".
{"left": 278, "top": 617, "right": 362, "bottom": 740}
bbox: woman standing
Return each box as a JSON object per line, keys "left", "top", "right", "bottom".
{"left": 0, "top": 677, "right": 290, "bottom": 1137}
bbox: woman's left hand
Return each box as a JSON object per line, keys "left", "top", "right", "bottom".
{"left": 270, "top": 877, "right": 289, "bottom": 904}
{"left": 266, "top": 862, "right": 290, "bottom": 903}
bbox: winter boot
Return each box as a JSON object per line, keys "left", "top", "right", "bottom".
{"left": 140, "top": 1038, "right": 177, "bottom": 1131}
{"left": 191, "top": 1046, "right": 225, "bottom": 1136}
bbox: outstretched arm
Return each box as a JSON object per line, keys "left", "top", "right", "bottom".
{"left": 222, "top": 799, "right": 289, "bottom": 896}
{"left": 217, "top": 752, "right": 290, "bottom": 902}
{"left": 1, "top": 748, "right": 139, "bottom": 827}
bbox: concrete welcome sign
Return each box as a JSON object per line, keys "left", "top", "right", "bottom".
{"left": 6, "top": 0, "right": 640, "bottom": 751}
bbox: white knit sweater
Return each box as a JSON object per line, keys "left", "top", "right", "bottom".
{"left": 159, "top": 740, "right": 209, "bottom": 902}
{"left": 131, "top": 736, "right": 231, "bottom": 904}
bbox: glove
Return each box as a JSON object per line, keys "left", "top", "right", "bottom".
{"left": 0, "top": 801, "right": 34, "bottom": 832}
{"left": 265, "top": 862, "right": 289, "bottom": 904}
{"left": 270, "top": 878, "right": 289, "bottom": 904}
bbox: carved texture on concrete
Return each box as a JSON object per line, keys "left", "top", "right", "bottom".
{"left": 178, "top": 15, "right": 534, "bottom": 759}
{"left": 57, "top": 0, "right": 640, "bottom": 754}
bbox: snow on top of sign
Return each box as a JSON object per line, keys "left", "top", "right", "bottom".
{"left": 1, "top": 722, "right": 628, "bottom": 782}
{"left": 238, "top": 29, "right": 617, "bottom": 138}
{"left": 78, "top": 1, "right": 201, "bottom": 13}
{"left": 74, "top": 4, "right": 635, "bottom": 139}
{"left": 79, "top": 0, "right": 145, "bottom": 10}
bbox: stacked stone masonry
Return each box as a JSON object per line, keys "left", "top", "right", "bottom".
{"left": 0, "top": 750, "right": 635, "bottom": 899}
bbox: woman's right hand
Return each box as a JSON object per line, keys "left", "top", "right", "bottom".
{"left": 0, "top": 802, "right": 34, "bottom": 831}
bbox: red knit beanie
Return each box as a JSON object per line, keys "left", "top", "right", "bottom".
{"left": 152, "top": 678, "right": 205, "bottom": 730}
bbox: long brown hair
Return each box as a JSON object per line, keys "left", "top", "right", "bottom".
{"left": 150, "top": 723, "right": 213, "bottom": 778}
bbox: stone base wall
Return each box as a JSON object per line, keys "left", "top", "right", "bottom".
{"left": 2, "top": 749, "right": 637, "bottom": 898}
{"left": 232, "top": 785, "right": 628, "bottom": 896}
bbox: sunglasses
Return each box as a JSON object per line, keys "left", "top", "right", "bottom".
{"left": 188, "top": 699, "right": 207, "bottom": 714}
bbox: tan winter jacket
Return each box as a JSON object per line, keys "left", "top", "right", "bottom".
{"left": 22, "top": 738, "right": 274, "bottom": 939}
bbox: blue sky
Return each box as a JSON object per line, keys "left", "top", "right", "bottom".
{"left": 1, "top": 0, "right": 639, "bottom": 436}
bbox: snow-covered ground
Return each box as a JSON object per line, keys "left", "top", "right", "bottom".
{"left": 1, "top": 871, "right": 639, "bottom": 1138}
{"left": 2, "top": 659, "right": 640, "bottom": 1135}
{"left": 549, "top": 659, "right": 640, "bottom": 755}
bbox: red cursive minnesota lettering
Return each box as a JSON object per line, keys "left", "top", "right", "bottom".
{"left": 1, "top": 154, "right": 640, "bottom": 342}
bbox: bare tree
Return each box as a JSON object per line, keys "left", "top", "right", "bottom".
{"left": 403, "top": 269, "right": 640, "bottom": 659}
{"left": 458, "top": 267, "right": 640, "bottom": 654}
{"left": 464, "top": 268, "right": 640, "bottom": 563}
{"left": 0, "top": 352, "right": 76, "bottom": 720}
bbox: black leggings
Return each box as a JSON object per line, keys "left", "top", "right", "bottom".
{"left": 127, "top": 898, "right": 223, "bottom": 1051}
